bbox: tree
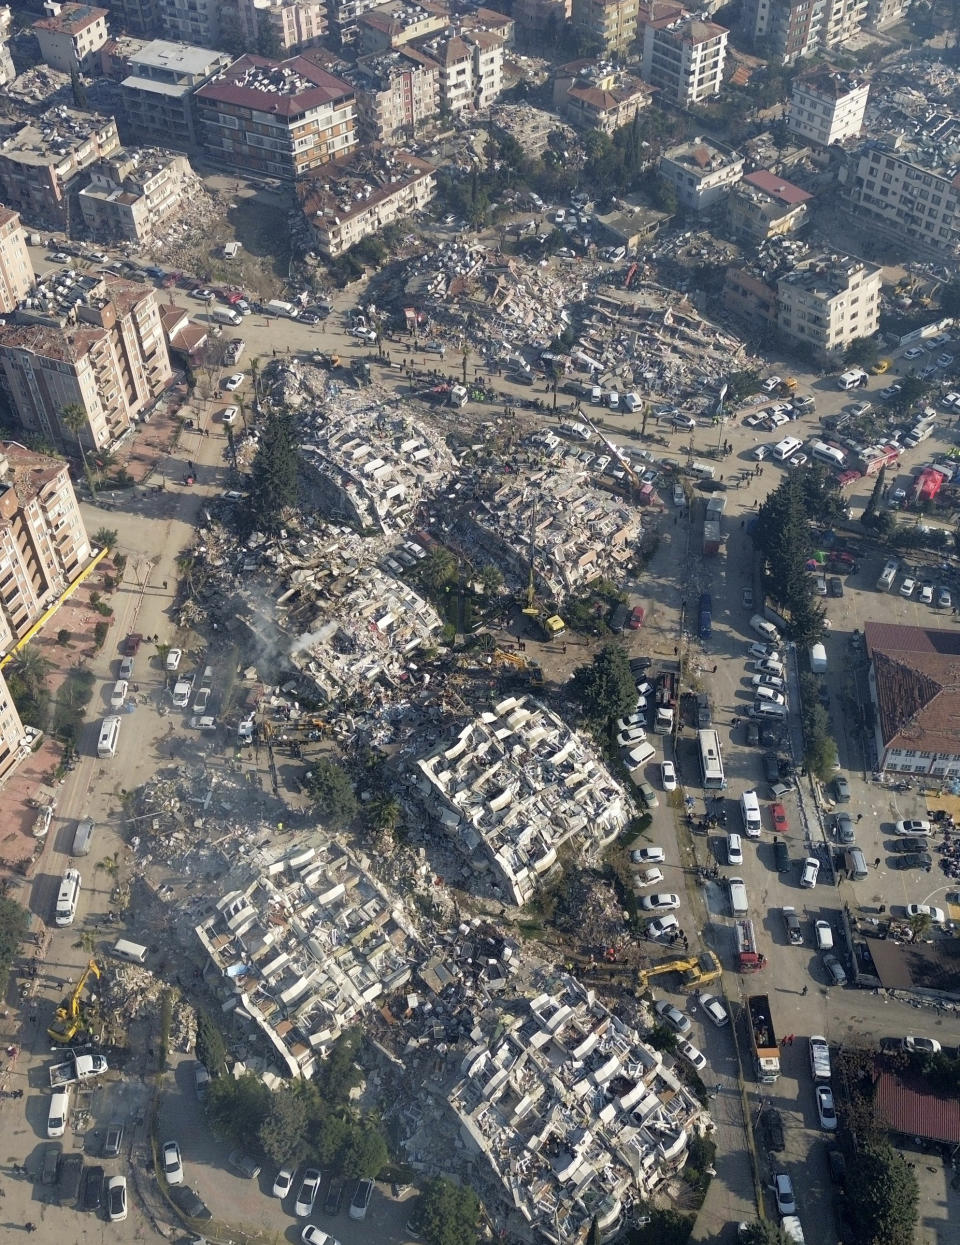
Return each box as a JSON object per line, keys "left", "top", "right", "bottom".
{"left": 259, "top": 1085, "right": 311, "bottom": 1167}
{"left": 256, "top": 11, "right": 282, "bottom": 56}
{"left": 61, "top": 403, "right": 90, "bottom": 466}
{"left": 844, "top": 1136, "right": 919, "bottom": 1245}
{"left": 248, "top": 412, "right": 298, "bottom": 534}
{"left": 195, "top": 1010, "right": 228, "bottom": 1076}
{"left": 93, "top": 527, "right": 118, "bottom": 550}
{"left": 844, "top": 336, "right": 879, "bottom": 368}
{"left": 205, "top": 1073, "right": 272, "bottom": 1153}
{"left": 6, "top": 646, "right": 51, "bottom": 730}
{"left": 303, "top": 757, "right": 358, "bottom": 822}
{"left": 570, "top": 644, "right": 636, "bottom": 724}
{"left": 0, "top": 897, "right": 30, "bottom": 993}
{"left": 477, "top": 564, "right": 504, "bottom": 597}
{"left": 862, "top": 466, "right": 886, "bottom": 527}
{"left": 891, "top": 375, "right": 930, "bottom": 412}
{"left": 417, "top": 547, "right": 457, "bottom": 593}
{"left": 70, "top": 66, "right": 87, "bottom": 109}
{"left": 414, "top": 1177, "right": 480, "bottom": 1245}
{"left": 339, "top": 1117, "right": 389, "bottom": 1179}
{"left": 365, "top": 794, "right": 401, "bottom": 834}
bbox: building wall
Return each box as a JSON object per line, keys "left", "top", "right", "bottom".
{"left": 0, "top": 116, "right": 121, "bottom": 229}
{"left": 865, "top": 0, "right": 908, "bottom": 29}
{"left": 658, "top": 148, "right": 743, "bottom": 211}
{"left": 34, "top": 8, "right": 109, "bottom": 73}
{"left": 777, "top": 261, "right": 881, "bottom": 355}
{"left": 79, "top": 151, "right": 194, "bottom": 242}
{"left": 821, "top": 0, "right": 866, "bottom": 45}
{"left": 102, "top": 0, "right": 160, "bottom": 37}
{"left": 641, "top": 19, "right": 727, "bottom": 105}
{"left": 353, "top": 60, "right": 440, "bottom": 142}
{"left": 727, "top": 189, "right": 807, "bottom": 241}
{"left": 788, "top": 78, "right": 868, "bottom": 145}
{"left": 0, "top": 668, "right": 25, "bottom": 786}
{"left": 197, "top": 95, "right": 357, "bottom": 179}
{"left": 157, "top": 0, "right": 219, "bottom": 47}
{"left": 0, "top": 209, "right": 34, "bottom": 314}
{"left": 841, "top": 143, "right": 960, "bottom": 259}
{"left": 571, "top": 0, "right": 638, "bottom": 53}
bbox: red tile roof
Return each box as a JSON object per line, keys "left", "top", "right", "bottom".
{"left": 743, "top": 170, "right": 812, "bottom": 205}
{"left": 195, "top": 55, "right": 353, "bottom": 118}
{"left": 874, "top": 1062, "right": 960, "bottom": 1144}
{"left": 864, "top": 622, "right": 960, "bottom": 758}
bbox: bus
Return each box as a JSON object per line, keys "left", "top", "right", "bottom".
{"left": 698, "top": 729, "right": 725, "bottom": 789}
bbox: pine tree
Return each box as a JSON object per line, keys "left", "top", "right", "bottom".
{"left": 248, "top": 413, "right": 297, "bottom": 534}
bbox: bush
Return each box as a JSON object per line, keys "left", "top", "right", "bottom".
{"left": 93, "top": 621, "right": 108, "bottom": 648}
{"left": 195, "top": 1009, "right": 228, "bottom": 1076}
{"left": 57, "top": 629, "right": 72, "bottom": 646}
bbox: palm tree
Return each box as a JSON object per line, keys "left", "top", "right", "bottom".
{"left": 93, "top": 527, "right": 118, "bottom": 550}
{"left": 60, "top": 403, "right": 89, "bottom": 467}
{"left": 236, "top": 395, "right": 249, "bottom": 432}
{"left": 249, "top": 356, "right": 261, "bottom": 403}
{"left": 461, "top": 342, "right": 471, "bottom": 386}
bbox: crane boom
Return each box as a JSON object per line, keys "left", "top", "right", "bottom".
{"left": 575, "top": 407, "right": 641, "bottom": 490}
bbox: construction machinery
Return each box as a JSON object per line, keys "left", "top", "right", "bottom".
{"left": 637, "top": 949, "right": 721, "bottom": 993}
{"left": 575, "top": 407, "right": 643, "bottom": 493}
{"left": 48, "top": 959, "right": 101, "bottom": 1045}
{"left": 520, "top": 501, "right": 566, "bottom": 641}
{"left": 491, "top": 649, "right": 544, "bottom": 685}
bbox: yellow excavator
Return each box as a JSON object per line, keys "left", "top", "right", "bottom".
{"left": 48, "top": 959, "right": 101, "bottom": 1044}
{"left": 637, "top": 950, "right": 721, "bottom": 993}
{"left": 492, "top": 648, "right": 544, "bottom": 685}
{"left": 520, "top": 501, "right": 566, "bottom": 641}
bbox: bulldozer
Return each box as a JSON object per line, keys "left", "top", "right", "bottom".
{"left": 48, "top": 958, "right": 102, "bottom": 1044}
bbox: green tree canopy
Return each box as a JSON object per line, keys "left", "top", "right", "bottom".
{"left": 195, "top": 1010, "right": 229, "bottom": 1077}
{"left": 205, "top": 1073, "right": 272, "bottom": 1153}
{"left": 0, "top": 897, "right": 30, "bottom": 993}
{"left": 844, "top": 1136, "right": 919, "bottom": 1245}
{"left": 248, "top": 412, "right": 298, "bottom": 534}
{"left": 844, "top": 336, "right": 879, "bottom": 367}
{"left": 339, "top": 1117, "right": 389, "bottom": 1179}
{"left": 303, "top": 757, "right": 358, "bottom": 823}
{"left": 259, "top": 1084, "right": 311, "bottom": 1167}
{"left": 414, "top": 1177, "right": 480, "bottom": 1245}
{"left": 570, "top": 644, "right": 636, "bottom": 723}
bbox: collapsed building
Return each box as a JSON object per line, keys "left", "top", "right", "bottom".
{"left": 195, "top": 838, "right": 421, "bottom": 1077}
{"left": 400, "top": 695, "right": 629, "bottom": 905}
{"left": 450, "top": 976, "right": 704, "bottom": 1245}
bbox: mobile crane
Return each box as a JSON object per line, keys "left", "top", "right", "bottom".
{"left": 520, "top": 501, "right": 566, "bottom": 641}
{"left": 575, "top": 407, "right": 642, "bottom": 493}
{"left": 48, "top": 959, "right": 101, "bottom": 1045}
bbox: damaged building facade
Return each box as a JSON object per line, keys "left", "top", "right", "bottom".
{"left": 402, "top": 695, "right": 629, "bottom": 905}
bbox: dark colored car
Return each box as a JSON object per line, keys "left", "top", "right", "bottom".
{"left": 169, "top": 1185, "right": 212, "bottom": 1221}
{"left": 891, "top": 838, "right": 927, "bottom": 852}
{"left": 629, "top": 657, "right": 652, "bottom": 672}
{"left": 891, "top": 853, "right": 932, "bottom": 870}
{"left": 227, "top": 1151, "right": 261, "bottom": 1180}
{"left": 82, "top": 1165, "right": 104, "bottom": 1212}
{"left": 123, "top": 632, "right": 143, "bottom": 655}
{"left": 828, "top": 577, "right": 844, "bottom": 597}
{"left": 834, "top": 813, "right": 856, "bottom": 845}
{"left": 774, "top": 839, "right": 791, "bottom": 873}
{"left": 762, "top": 753, "right": 781, "bottom": 784}
{"left": 40, "top": 1144, "right": 62, "bottom": 1186}
{"left": 324, "top": 1179, "right": 345, "bottom": 1216}
{"left": 58, "top": 1152, "right": 84, "bottom": 1204}
{"left": 745, "top": 722, "right": 760, "bottom": 746}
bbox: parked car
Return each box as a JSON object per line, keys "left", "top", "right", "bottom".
{"left": 223, "top": 373, "right": 244, "bottom": 391}
{"left": 677, "top": 1040, "right": 707, "bottom": 1070}
{"left": 902, "top": 1035, "right": 941, "bottom": 1053}
{"left": 162, "top": 1141, "right": 184, "bottom": 1185}
{"left": 647, "top": 914, "right": 680, "bottom": 938}
{"left": 324, "top": 1179, "right": 345, "bottom": 1216}
{"left": 816, "top": 1085, "right": 838, "bottom": 1131}
{"left": 896, "top": 819, "right": 931, "bottom": 837}
{"left": 636, "top": 780, "right": 659, "bottom": 810}
{"left": 165, "top": 648, "right": 182, "bottom": 671}
{"left": 660, "top": 761, "right": 677, "bottom": 791}
{"left": 900, "top": 577, "right": 916, "bottom": 597}
{"left": 107, "top": 1175, "right": 128, "bottom": 1221}
{"left": 272, "top": 1168, "right": 294, "bottom": 1199}
{"left": 654, "top": 999, "right": 692, "bottom": 1034}
{"left": 834, "top": 813, "right": 855, "bottom": 845}
{"left": 228, "top": 1151, "right": 262, "bottom": 1181}
{"left": 640, "top": 893, "right": 680, "bottom": 911}
{"left": 699, "top": 993, "right": 729, "bottom": 1026}
{"left": 82, "top": 1165, "right": 104, "bottom": 1212}
{"left": 634, "top": 867, "right": 664, "bottom": 888}
{"left": 905, "top": 903, "right": 945, "bottom": 922}
{"left": 632, "top": 846, "right": 665, "bottom": 864}
{"left": 349, "top": 1178, "right": 374, "bottom": 1221}
{"left": 822, "top": 953, "right": 847, "bottom": 985}
{"left": 295, "top": 1169, "right": 322, "bottom": 1217}
{"left": 773, "top": 1173, "right": 796, "bottom": 1216}
{"left": 800, "top": 857, "right": 820, "bottom": 888}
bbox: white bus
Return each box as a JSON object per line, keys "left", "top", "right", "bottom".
{"left": 98, "top": 715, "right": 121, "bottom": 758}
{"left": 697, "top": 729, "right": 725, "bottom": 789}
{"left": 54, "top": 869, "right": 81, "bottom": 926}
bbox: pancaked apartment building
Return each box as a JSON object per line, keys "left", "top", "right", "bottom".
{"left": 450, "top": 977, "right": 705, "bottom": 1244}
{"left": 403, "top": 694, "right": 630, "bottom": 905}
{"left": 195, "top": 838, "right": 421, "bottom": 1078}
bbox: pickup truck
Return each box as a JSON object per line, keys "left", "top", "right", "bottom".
{"left": 50, "top": 1052, "right": 109, "bottom": 1087}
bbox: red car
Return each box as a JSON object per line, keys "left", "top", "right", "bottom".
{"left": 771, "top": 803, "right": 788, "bottom": 834}
{"left": 124, "top": 633, "right": 143, "bottom": 655}
{"left": 629, "top": 606, "right": 646, "bottom": 629}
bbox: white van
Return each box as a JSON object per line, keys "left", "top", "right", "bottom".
{"left": 750, "top": 615, "right": 779, "bottom": 642}
{"left": 740, "top": 791, "right": 762, "bottom": 838}
{"left": 54, "top": 869, "right": 81, "bottom": 926}
{"left": 223, "top": 241, "right": 240, "bottom": 259}
{"left": 773, "top": 436, "right": 802, "bottom": 462}
{"left": 810, "top": 440, "right": 846, "bottom": 468}
{"left": 687, "top": 461, "right": 716, "bottom": 479}
{"left": 212, "top": 307, "right": 242, "bottom": 326}
{"left": 111, "top": 938, "right": 148, "bottom": 964}
{"left": 48, "top": 1088, "right": 70, "bottom": 1137}
{"left": 626, "top": 741, "right": 656, "bottom": 768}
{"left": 110, "top": 680, "right": 128, "bottom": 710}
{"left": 837, "top": 368, "right": 867, "bottom": 390}
{"left": 728, "top": 876, "right": 749, "bottom": 916}
{"left": 72, "top": 818, "right": 94, "bottom": 857}
{"left": 606, "top": 390, "right": 620, "bottom": 410}
{"left": 814, "top": 921, "right": 834, "bottom": 951}
{"left": 623, "top": 392, "right": 641, "bottom": 413}
{"left": 752, "top": 701, "right": 789, "bottom": 720}
{"left": 98, "top": 715, "right": 121, "bottom": 758}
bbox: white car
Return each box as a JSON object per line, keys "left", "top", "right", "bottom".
{"left": 272, "top": 1168, "right": 295, "bottom": 1198}
{"left": 616, "top": 713, "right": 646, "bottom": 731}
{"left": 754, "top": 687, "right": 786, "bottom": 706}
{"left": 752, "top": 674, "right": 785, "bottom": 691}
{"left": 920, "top": 584, "right": 934, "bottom": 604}
{"left": 635, "top": 867, "right": 664, "bottom": 888}
{"left": 943, "top": 392, "right": 960, "bottom": 409}
{"left": 641, "top": 893, "right": 680, "bottom": 912}
{"left": 762, "top": 376, "right": 783, "bottom": 392}
{"left": 900, "top": 577, "right": 916, "bottom": 597}
{"left": 726, "top": 833, "right": 743, "bottom": 865}
{"left": 747, "top": 643, "right": 779, "bottom": 660}
{"left": 617, "top": 727, "right": 647, "bottom": 747}
{"left": 631, "top": 846, "right": 665, "bottom": 865}
{"left": 902, "top": 1035, "right": 941, "bottom": 1053}
{"left": 222, "top": 405, "right": 239, "bottom": 425}
{"left": 753, "top": 445, "right": 769, "bottom": 461}
{"left": 295, "top": 1169, "right": 322, "bottom": 1217}
{"left": 816, "top": 1084, "right": 838, "bottom": 1131}
{"left": 302, "top": 1229, "right": 340, "bottom": 1245}
{"left": 769, "top": 410, "right": 791, "bottom": 428}
{"left": 223, "top": 373, "right": 244, "bottom": 391}
{"left": 904, "top": 346, "right": 925, "bottom": 360}
{"left": 654, "top": 999, "right": 691, "bottom": 1035}
{"left": 677, "top": 1040, "right": 707, "bottom": 1070}
{"left": 699, "top": 992, "right": 729, "bottom": 1027}
{"left": 162, "top": 1140, "right": 184, "bottom": 1185}
{"left": 773, "top": 1173, "right": 796, "bottom": 1216}
{"left": 754, "top": 658, "right": 785, "bottom": 677}
{"left": 110, "top": 679, "right": 128, "bottom": 709}
{"left": 648, "top": 914, "right": 680, "bottom": 938}
{"left": 938, "top": 354, "right": 954, "bottom": 368}
{"left": 789, "top": 452, "right": 808, "bottom": 467}
{"left": 165, "top": 648, "right": 182, "bottom": 671}
{"left": 896, "top": 819, "right": 932, "bottom": 836}
{"left": 905, "top": 903, "right": 945, "bottom": 923}
{"left": 800, "top": 857, "right": 820, "bottom": 888}
{"left": 661, "top": 761, "right": 677, "bottom": 791}
{"left": 939, "top": 588, "right": 952, "bottom": 609}
{"left": 107, "top": 1175, "right": 128, "bottom": 1222}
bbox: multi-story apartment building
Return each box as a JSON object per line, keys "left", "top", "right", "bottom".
{"left": 121, "top": 40, "right": 234, "bottom": 150}
{"left": 839, "top": 131, "right": 960, "bottom": 260}
{"left": 741, "top": 0, "right": 868, "bottom": 62}
{"left": 788, "top": 69, "right": 868, "bottom": 146}
{"left": 0, "top": 442, "right": 91, "bottom": 654}
{"left": 357, "top": 0, "right": 449, "bottom": 54}
{"left": 553, "top": 60, "right": 653, "bottom": 135}
{"left": 776, "top": 252, "right": 881, "bottom": 357}
{"left": 156, "top": 0, "right": 219, "bottom": 49}
{"left": 237, "top": 0, "right": 327, "bottom": 52}
{"left": 514, "top": 0, "right": 568, "bottom": 44}
{"left": 100, "top": 0, "right": 159, "bottom": 37}
{"left": 727, "top": 169, "right": 812, "bottom": 242}
{"left": 194, "top": 55, "right": 357, "bottom": 179}
{"left": 0, "top": 208, "right": 34, "bottom": 315}
{"left": 410, "top": 25, "right": 505, "bottom": 115}
{"left": 0, "top": 279, "right": 171, "bottom": 452}
{"left": 32, "top": 2, "right": 109, "bottom": 74}
{"left": 821, "top": 0, "right": 867, "bottom": 48}
{"left": 0, "top": 5, "right": 18, "bottom": 85}
{"left": 344, "top": 50, "right": 440, "bottom": 143}
{"left": 658, "top": 136, "right": 743, "bottom": 211}
{"left": 640, "top": 5, "right": 728, "bottom": 106}
{"left": 571, "top": 0, "right": 638, "bottom": 55}
{"left": 0, "top": 112, "right": 121, "bottom": 230}
{"left": 78, "top": 148, "right": 196, "bottom": 242}
{"left": 864, "top": 0, "right": 909, "bottom": 29}
{"left": 298, "top": 145, "right": 435, "bottom": 257}
{"left": 0, "top": 664, "right": 25, "bottom": 786}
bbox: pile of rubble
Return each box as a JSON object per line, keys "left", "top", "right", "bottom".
{"left": 139, "top": 182, "right": 224, "bottom": 267}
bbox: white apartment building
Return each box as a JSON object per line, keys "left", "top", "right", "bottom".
{"left": 412, "top": 27, "right": 505, "bottom": 114}
{"left": 237, "top": 0, "right": 327, "bottom": 51}
{"left": 78, "top": 149, "right": 197, "bottom": 243}
{"left": 788, "top": 70, "right": 868, "bottom": 146}
{"left": 776, "top": 253, "right": 881, "bottom": 357}
{"left": 658, "top": 136, "right": 743, "bottom": 211}
{"left": 640, "top": 9, "right": 728, "bottom": 106}
{"left": 32, "top": 1, "right": 109, "bottom": 74}
{"left": 865, "top": 0, "right": 909, "bottom": 28}
{"left": 0, "top": 280, "right": 171, "bottom": 452}
{"left": 839, "top": 133, "right": 960, "bottom": 260}
{"left": 347, "top": 50, "right": 440, "bottom": 143}
{"left": 0, "top": 208, "right": 34, "bottom": 314}
{"left": 822, "top": 0, "right": 867, "bottom": 47}
{"left": 156, "top": 0, "right": 220, "bottom": 50}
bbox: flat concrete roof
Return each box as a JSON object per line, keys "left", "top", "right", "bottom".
{"left": 131, "top": 38, "right": 228, "bottom": 75}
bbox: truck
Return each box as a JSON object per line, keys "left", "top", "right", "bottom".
{"left": 702, "top": 519, "right": 722, "bottom": 557}
{"left": 695, "top": 692, "right": 712, "bottom": 728}
{"left": 734, "top": 919, "right": 765, "bottom": 972}
{"left": 49, "top": 1052, "right": 109, "bottom": 1087}
{"left": 809, "top": 1034, "right": 832, "bottom": 1080}
{"left": 747, "top": 994, "right": 780, "bottom": 1082}
{"left": 654, "top": 671, "right": 678, "bottom": 734}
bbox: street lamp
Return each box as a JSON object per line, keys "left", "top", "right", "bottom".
{"left": 715, "top": 381, "right": 728, "bottom": 452}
